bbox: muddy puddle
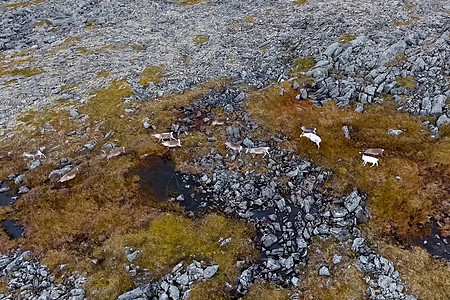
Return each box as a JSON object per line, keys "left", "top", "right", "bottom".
{"left": 0, "top": 192, "right": 14, "bottom": 207}
{"left": 2, "top": 219, "right": 25, "bottom": 239}
{"left": 418, "top": 222, "right": 450, "bottom": 261}
{"left": 133, "top": 155, "right": 208, "bottom": 212}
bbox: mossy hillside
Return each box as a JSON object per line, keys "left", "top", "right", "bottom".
{"left": 298, "top": 238, "right": 368, "bottom": 299}
{"left": 88, "top": 214, "right": 257, "bottom": 299}
{"left": 0, "top": 78, "right": 237, "bottom": 297}
{"left": 247, "top": 81, "right": 449, "bottom": 238}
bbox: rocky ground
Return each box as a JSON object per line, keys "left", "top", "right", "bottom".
{"left": 0, "top": 0, "right": 449, "bottom": 299}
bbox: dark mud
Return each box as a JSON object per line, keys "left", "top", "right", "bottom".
{"left": 133, "top": 155, "right": 208, "bottom": 211}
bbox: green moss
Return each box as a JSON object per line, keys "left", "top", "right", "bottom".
{"left": 96, "top": 71, "right": 111, "bottom": 78}
{"left": 7, "top": 67, "right": 44, "bottom": 78}
{"left": 139, "top": 65, "right": 164, "bottom": 85}
{"left": 396, "top": 75, "right": 417, "bottom": 89}
{"left": 61, "top": 83, "right": 79, "bottom": 91}
{"left": 293, "top": 57, "right": 316, "bottom": 72}
{"left": 338, "top": 34, "right": 357, "bottom": 46}
{"left": 193, "top": 35, "right": 209, "bottom": 44}
{"left": 394, "top": 20, "right": 413, "bottom": 26}
{"left": 175, "top": 0, "right": 204, "bottom": 6}
{"left": 3, "top": 0, "right": 44, "bottom": 10}
{"left": 33, "top": 19, "right": 51, "bottom": 27}
{"left": 78, "top": 47, "right": 94, "bottom": 55}
{"left": 385, "top": 53, "right": 407, "bottom": 67}
{"left": 245, "top": 16, "right": 255, "bottom": 23}
{"left": 293, "top": 0, "right": 307, "bottom": 5}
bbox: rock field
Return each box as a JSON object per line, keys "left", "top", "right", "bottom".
{"left": 0, "top": 0, "right": 449, "bottom": 299}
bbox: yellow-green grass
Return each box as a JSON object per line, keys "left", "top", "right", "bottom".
{"left": 247, "top": 81, "right": 450, "bottom": 238}
{"left": 88, "top": 214, "right": 257, "bottom": 299}
{"left": 193, "top": 35, "right": 209, "bottom": 44}
{"left": 139, "top": 65, "right": 165, "bottom": 85}
{"left": 338, "top": 34, "right": 357, "bottom": 46}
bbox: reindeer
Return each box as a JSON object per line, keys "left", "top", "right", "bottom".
{"left": 246, "top": 147, "right": 270, "bottom": 158}
{"left": 362, "top": 154, "right": 379, "bottom": 167}
{"left": 152, "top": 132, "right": 175, "bottom": 141}
{"left": 162, "top": 139, "right": 181, "bottom": 148}
{"left": 225, "top": 141, "right": 243, "bottom": 153}
{"left": 106, "top": 147, "right": 126, "bottom": 160}
{"left": 300, "top": 126, "right": 317, "bottom": 134}
{"left": 23, "top": 150, "right": 46, "bottom": 160}
{"left": 211, "top": 118, "right": 228, "bottom": 127}
{"left": 360, "top": 148, "right": 384, "bottom": 156}
{"left": 300, "top": 132, "right": 322, "bottom": 149}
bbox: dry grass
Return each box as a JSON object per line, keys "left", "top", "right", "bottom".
{"left": 376, "top": 242, "right": 450, "bottom": 300}
{"left": 292, "top": 0, "right": 308, "bottom": 5}
{"left": 243, "top": 283, "right": 291, "bottom": 300}
{"left": 298, "top": 238, "right": 368, "bottom": 299}
{"left": 247, "top": 82, "right": 449, "bottom": 238}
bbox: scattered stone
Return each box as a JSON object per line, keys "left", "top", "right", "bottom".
{"left": 342, "top": 126, "right": 351, "bottom": 139}
{"left": 319, "top": 266, "right": 330, "bottom": 276}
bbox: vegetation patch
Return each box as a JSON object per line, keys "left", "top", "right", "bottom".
{"left": 3, "top": 0, "right": 44, "bottom": 10}
{"left": 385, "top": 53, "right": 407, "bottom": 67}
{"left": 245, "top": 16, "right": 255, "bottom": 23}
{"left": 33, "top": 19, "right": 52, "bottom": 27}
{"left": 338, "top": 34, "right": 357, "bottom": 46}
{"left": 139, "top": 65, "right": 165, "bottom": 85}
{"left": 289, "top": 57, "right": 316, "bottom": 86}
{"left": 193, "top": 35, "right": 210, "bottom": 44}
{"left": 376, "top": 242, "right": 450, "bottom": 300}
{"left": 247, "top": 81, "right": 450, "bottom": 238}
{"left": 298, "top": 238, "right": 368, "bottom": 299}
{"left": 174, "top": 0, "right": 205, "bottom": 6}
{"left": 243, "top": 283, "right": 291, "bottom": 300}
{"left": 396, "top": 75, "right": 417, "bottom": 89}
{"left": 0, "top": 78, "right": 233, "bottom": 297}
{"left": 292, "top": 0, "right": 308, "bottom": 5}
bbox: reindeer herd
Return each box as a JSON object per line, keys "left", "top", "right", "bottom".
{"left": 151, "top": 119, "right": 384, "bottom": 167}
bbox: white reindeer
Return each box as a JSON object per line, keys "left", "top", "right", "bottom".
{"left": 246, "top": 147, "right": 270, "bottom": 158}
{"left": 300, "top": 132, "right": 322, "bottom": 149}
{"left": 152, "top": 132, "right": 175, "bottom": 141}
{"left": 225, "top": 141, "right": 243, "bottom": 153}
{"left": 162, "top": 139, "right": 181, "bottom": 148}
{"left": 106, "top": 147, "right": 126, "bottom": 160}
{"left": 360, "top": 148, "right": 384, "bottom": 156}
{"left": 211, "top": 118, "right": 228, "bottom": 127}
{"left": 362, "top": 154, "right": 379, "bottom": 167}
{"left": 300, "top": 126, "right": 317, "bottom": 134}
{"left": 23, "top": 150, "right": 46, "bottom": 160}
